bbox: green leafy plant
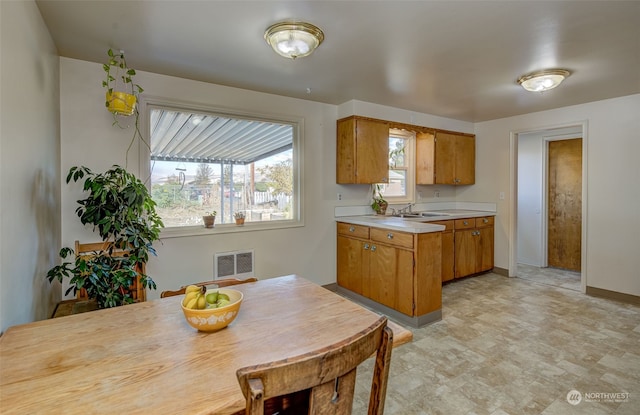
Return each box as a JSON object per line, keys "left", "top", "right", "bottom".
{"left": 102, "top": 49, "right": 148, "bottom": 170}
{"left": 371, "top": 183, "right": 388, "bottom": 214}
{"left": 47, "top": 165, "right": 163, "bottom": 308}
{"left": 102, "top": 48, "right": 143, "bottom": 102}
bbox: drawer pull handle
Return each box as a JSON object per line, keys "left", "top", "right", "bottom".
{"left": 483, "top": 218, "right": 488, "bottom": 223}
{"left": 463, "top": 220, "right": 469, "bottom": 226}
{"left": 349, "top": 226, "right": 355, "bottom": 232}
{"left": 387, "top": 233, "right": 394, "bottom": 239}
{"left": 364, "top": 244, "right": 370, "bottom": 250}
{"left": 371, "top": 245, "right": 377, "bottom": 252}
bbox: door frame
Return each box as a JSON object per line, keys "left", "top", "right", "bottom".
{"left": 508, "top": 121, "right": 589, "bottom": 293}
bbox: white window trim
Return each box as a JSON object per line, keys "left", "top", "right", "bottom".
{"left": 138, "top": 95, "right": 305, "bottom": 239}
{"left": 384, "top": 128, "right": 415, "bottom": 205}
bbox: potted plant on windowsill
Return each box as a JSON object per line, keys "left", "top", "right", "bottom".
{"left": 234, "top": 212, "right": 246, "bottom": 225}
{"left": 46, "top": 165, "right": 163, "bottom": 309}
{"left": 203, "top": 211, "right": 217, "bottom": 228}
{"left": 371, "top": 184, "right": 388, "bottom": 215}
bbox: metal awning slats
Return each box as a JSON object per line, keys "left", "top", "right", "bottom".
{"left": 150, "top": 109, "right": 293, "bottom": 165}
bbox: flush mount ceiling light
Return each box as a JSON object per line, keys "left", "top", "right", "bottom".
{"left": 264, "top": 21, "right": 324, "bottom": 59}
{"left": 517, "top": 69, "right": 571, "bottom": 92}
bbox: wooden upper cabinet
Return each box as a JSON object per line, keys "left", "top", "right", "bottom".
{"left": 337, "top": 116, "right": 389, "bottom": 184}
{"left": 417, "top": 131, "right": 475, "bottom": 185}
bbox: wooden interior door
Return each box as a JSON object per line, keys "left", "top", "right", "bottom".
{"left": 547, "top": 138, "right": 582, "bottom": 271}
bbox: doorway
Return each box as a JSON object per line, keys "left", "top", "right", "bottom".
{"left": 512, "top": 124, "right": 586, "bottom": 292}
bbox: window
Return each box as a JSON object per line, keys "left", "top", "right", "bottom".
{"left": 380, "top": 129, "right": 415, "bottom": 203}
{"left": 143, "top": 101, "right": 301, "bottom": 233}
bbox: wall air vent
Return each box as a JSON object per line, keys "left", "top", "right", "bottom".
{"left": 214, "top": 250, "right": 254, "bottom": 279}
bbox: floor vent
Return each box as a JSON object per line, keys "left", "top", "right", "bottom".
{"left": 214, "top": 250, "right": 254, "bottom": 279}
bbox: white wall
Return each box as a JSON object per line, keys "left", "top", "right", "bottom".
{"left": 475, "top": 94, "right": 640, "bottom": 296}
{"left": 517, "top": 132, "right": 544, "bottom": 266}
{"left": 59, "top": 57, "right": 340, "bottom": 299}
{"left": 0, "top": 1, "right": 60, "bottom": 333}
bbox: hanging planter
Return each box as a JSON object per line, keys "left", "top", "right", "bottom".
{"left": 106, "top": 90, "right": 137, "bottom": 116}
{"left": 103, "top": 49, "right": 143, "bottom": 116}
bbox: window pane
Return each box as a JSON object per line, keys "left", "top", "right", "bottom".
{"left": 389, "top": 137, "right": 406, "bottom": 168}
{"left": 149, "top": 108, "right": 296, "bottom": 227}
{"left": 384, "top": 170, "right": 406, "bottom": 197}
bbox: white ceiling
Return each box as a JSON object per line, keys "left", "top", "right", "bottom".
{"left": 36, "top": 0, "right": 640, "bottom": 122}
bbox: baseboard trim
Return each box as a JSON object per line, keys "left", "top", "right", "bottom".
{"left": 333, "top": 286, "right": 441, "bottom": 328}
{"left": 586, "top": 286, "right": 640, "bottom": 306}
{"left": 492, "top": 267, "right": 509, "bottom": 277}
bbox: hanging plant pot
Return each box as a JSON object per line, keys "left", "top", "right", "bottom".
{"left": 106, "top": 91, "right": 137, "bottom": 116}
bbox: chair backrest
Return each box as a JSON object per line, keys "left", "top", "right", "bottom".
{"left": 159, "top": 277, "right": 258, "bottom": 298}
{"left": 75, "top": 240, "right": 147, "bottom": 302}
{"left": 236, "top": 316, "right": 393, "bottom": 415}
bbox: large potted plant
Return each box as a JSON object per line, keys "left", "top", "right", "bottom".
{"left": 47, "top": 165, "right": 163, "bottom": 308}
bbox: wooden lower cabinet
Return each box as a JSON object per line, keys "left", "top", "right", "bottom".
{"left": 454, "top": 216, "right": 494, "bottom": 278}
{"left": 337, "top": 222, "right": 441, "bottom": 321}
{"left": 367, "top": 243, "right": 414, "bottom": 316}
{"left": 433, "top": 220, "right": 455, "bottom": 282}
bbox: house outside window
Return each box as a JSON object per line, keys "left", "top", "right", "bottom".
{"left": 142, "top": 100, "right": 302, "bottom": 235}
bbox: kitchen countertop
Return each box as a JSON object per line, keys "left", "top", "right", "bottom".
{"left": 336, "top": 209, "right": 495, "bottom": 234}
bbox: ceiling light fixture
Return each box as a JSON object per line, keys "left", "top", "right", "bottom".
{"left": 264, "top": 21, "right": 324, "bottom": 59}
{"left": 517, "top": 69, "right": 571, "bottom": 92}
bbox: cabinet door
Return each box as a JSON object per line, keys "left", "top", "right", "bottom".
{"left": 476, "top": 226, "right": 494, "bottom": 273}
{"left": 355, "top": 118, "right": 390, "bottom": 184}
{"left": 368, "top": 244, "right": 413, "bottom": 316}
{"left": 416, "top": 131, "right": 436, "bottom": 184}
{"left": 337, "top": 236, "right": 366, "bottom": 295}
{"left": 455, "top": 134, "right": 475, "bottom": 184}
{"left": 336, "top": 117, "right": 389, "bottom": 184}
{"left": 440, "top": 230, "right": 455, "bottom": 282}
{"left": 454, "top": 228, "right": 476, "bottom": 278}
{"left": 434, "top": 132, "right": 456, "bottom": 184}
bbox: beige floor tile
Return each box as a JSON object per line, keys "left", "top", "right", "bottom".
{"left": 351, "top": 271, "right": 640, "bottom": 414}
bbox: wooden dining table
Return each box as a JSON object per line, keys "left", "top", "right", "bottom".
{"left": 0, "top": 275, "right": 412, "bottom": 414}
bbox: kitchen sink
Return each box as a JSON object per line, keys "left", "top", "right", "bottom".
{"left": 419, "top": 212, "right": 451, "bottom": 217}
{"left": 392, "top": 213, "right": 422, "bottom": 218}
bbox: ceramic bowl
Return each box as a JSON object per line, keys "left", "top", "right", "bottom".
{"left": 181, "top": 288, "right": 243, "bottom": 332}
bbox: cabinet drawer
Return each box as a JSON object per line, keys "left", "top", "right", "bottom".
{"left": 476, "top": 216, "right": 494, "bottom": 227}
{"left": 431, "top": 220, "right": 454, "bottom": 231}
{"left": 370, "top": 227, "right": 414, "bottom": 249}
{"left": 454, "top": 218, "right": 476, "bottom": 230}
{"left": 337, "top": 222, "right": 370, "bottom": 239}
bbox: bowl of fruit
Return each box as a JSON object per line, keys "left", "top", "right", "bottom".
{"left": 181, "top": 285, "right": 244, "bottom": 332}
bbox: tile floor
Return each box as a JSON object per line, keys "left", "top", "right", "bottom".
{"left": 352, "top": 273, "right": 640, "bottom": 415}
{"left": 516, "top": 263, "right": 582, "bottom": 292}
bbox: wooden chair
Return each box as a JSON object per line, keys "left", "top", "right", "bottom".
{"left": 75, "top": 240, "right": 147, "bottom": 302}
{"left": 159, "top": 277, "right": 258, "bottom": 298}
{"left": 236, "top": 316, "right": 393, "bottom": 415}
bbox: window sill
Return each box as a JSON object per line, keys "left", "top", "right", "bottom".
{"left": 159, "top": 220, "right": 304, "bottom": 239}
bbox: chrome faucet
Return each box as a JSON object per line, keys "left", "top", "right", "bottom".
{"left": 397, "top": 203, "right": 415, "bottom": 214}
